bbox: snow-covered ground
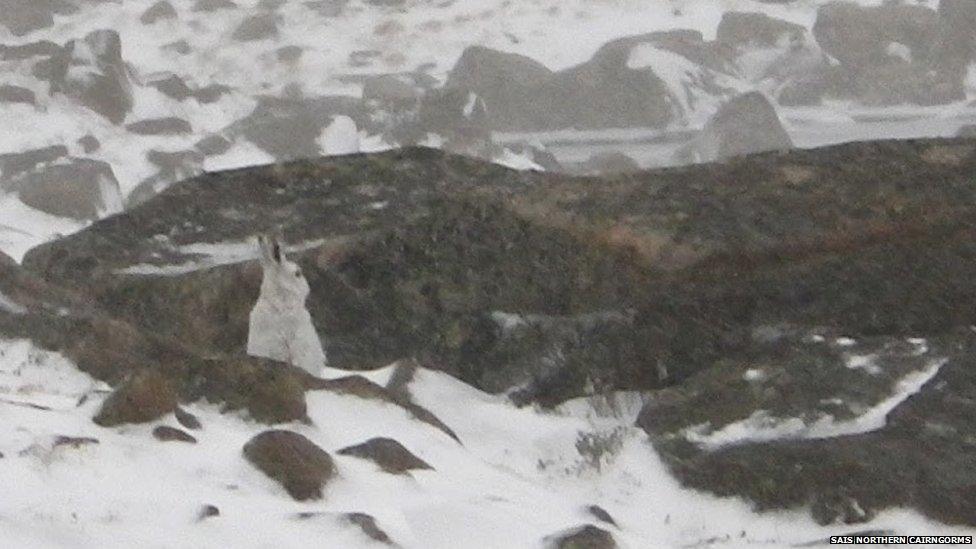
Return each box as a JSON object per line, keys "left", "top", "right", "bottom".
{"left": 1, "top": 338, "right": 973, "bottom": 548}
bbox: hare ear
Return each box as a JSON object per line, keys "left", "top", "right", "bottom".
{"left": 257, "top": 234, "right": 274, "bottom": 266}
{"left": 271, "top": 237, "right": 284, "bottom": 264}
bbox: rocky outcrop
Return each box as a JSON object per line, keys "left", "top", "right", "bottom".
{"left": 243, "top": 430, "right": 336, "bottom": 501}
{"left": 544, "top": 525, "right": 617, "bottom": 549}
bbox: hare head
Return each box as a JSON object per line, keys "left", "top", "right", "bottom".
{"left": 256, "top": 234, "right": 310, "bottom": 304}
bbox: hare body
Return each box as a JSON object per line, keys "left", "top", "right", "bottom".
{"left": 247, "top": 235, "right": 327, "bottom": 376}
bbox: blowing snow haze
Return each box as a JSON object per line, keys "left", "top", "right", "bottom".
{"left": 2, "top": 0, "right": 976, "bottom": 547}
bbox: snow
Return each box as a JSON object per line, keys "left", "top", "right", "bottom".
{"left": 1, "top": 338, "right": 970, "bottom": 547}
{"left": 685, "top": 358, "right": 948, "bottom": 450}
{"left": 0, "top": 195, "right": 88, "bottom": 264}
{"left": 845, "top": 353, "right": 882, "bottom": 375}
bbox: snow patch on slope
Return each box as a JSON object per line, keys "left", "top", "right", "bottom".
{"left": 685, "top": 358, "right": 948, "bottom": 450}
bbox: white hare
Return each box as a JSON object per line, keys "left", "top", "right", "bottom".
{"left": 247, "top": 235, "right": 327, "bottom": 376}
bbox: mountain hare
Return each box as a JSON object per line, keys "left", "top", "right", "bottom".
{"left": 247, "top": 235, "right": 327, "bottom": 376}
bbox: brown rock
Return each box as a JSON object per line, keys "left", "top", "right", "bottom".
{"left": 94, "top": 369, "right": 178, "bottom": 426}
{"left": 243, "top": 430, "right": 336, "bottom": 501}
{"left": 337, "top": 437, "right": 433, "bottom": 474}
{"left": 153, "top": 425, "right": 197, "bottom": 443}
{"left": 175, "top": 407, "right": 202, "bottom": 430}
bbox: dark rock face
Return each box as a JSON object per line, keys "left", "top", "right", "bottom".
{"left": 242, "top": 430, "right": 336, "bottom": 501}
{"left": 197, "top": 505, "right": 220, "bottom": 521}
{"left": 544, "top": 524, "right": 617, "bottom": 549}
{"left": 78, "top": 134, "right": 100, "bottom": 154}
{"left": 175, "top": 407, "right": 201, "bottom": 430}
{"left": 5, "top": 157, "right": 123, "bottom": 220}
{"left": 195, "top": 134, "right": 233, "bottom": 156}
{"left": 0, "top": 0, "right": 74, "bottom": 36}
{"left": 0, "top": 84, "right": 35, "bottom": 105}
{"left": 148, "top": 74, "right": 194, "bottom": 101}
{"left": 337, "top": 437, "right": 433, "bottom": 474}
{"left": 152, "top": 425, "right": 197, "bottom": 443}
{"left": 585, "top": 505, "right": 617, "bottom": 527}
{"left": 94, "top": 369, "right": 178, "bottom": 426}
{"left": 691, "top": 91, "right": 792, "bottom": 162}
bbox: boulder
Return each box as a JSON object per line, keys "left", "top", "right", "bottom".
{"left": 692, "top": 92, "right": 792, "bottom": 162}
{"left": 94, "top": 369, "right": 178, "bottom": 426}
{"left": 813, "top": 2, "right": 940, "bottom": 71}
{"left": 152, "top": 425, "right": 197, "bottom": 443}
{"left": 443, "top": 46, "right": 554, "bottom": 131}
{"left": 716, "top": 11, "right": 805, "bottom": 50}
{"left": 243, "top": 430, "right": 336, "bottom": 501}
{"left": 192, "top": 0, "right": 236, "bottom": 11}
{"left": 0, "top": 0, "right": 76, "bottom": 36}
{"left": 53, "top": 29, "right": 134, "bottom": 124}
{"left": 0, "top": 145, "right": 68, "bottom": 178}
{"left": 232, "top": 13, "right": 278, "bottom": 41}
{"left": 195, "top": 134, "right": 233, "bottom": 156}
{"left": 342, "top": 513, "right": 393, "bottom": 545}
{"left": 148, "top": 74, "right": 194, "bottom": 101}
{"left": 77, "top": 135, "right": 100, "bottom": 154}
{"left": 126, "top": 117, "right": 192, "bottom": 135}
{"left": 140, "top": 0, "right": 177, "bottom": 25}
{"left": 337, "top": 437, "right": 433, "bottom": 474}
{"left": 362, "top": 73, "right": 422, "bottom": 107}
{"left": 229, "top": 94, "right": 363, "bottom": 160}
{"left": 175, "top": 407, "right": 202, "bottom": 430}
{"left": 7, "top": 157, "right": 123, "bottom": 220}
{"left": 0, "top": 40, "right": 62, "bottom": 61}
{"left": 0, "top": 85, "right": 35, "bottom": 105}
{"left": 544, "top": 525, "right": 617, "bottom": 549}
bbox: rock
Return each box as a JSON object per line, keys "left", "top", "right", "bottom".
{"left": 54, "top": 29, "right": 134, "bottom": 124}
{"left": 94, "top": 369, "right": 178, "bottom": 427}
{"left": 0, "top": 85, "right": 35, "bottom": 105}
{"left": 197, "top": 504, "right": 220, "bottom": 521}
{"left": 7, "top": 157, "right": 123, "bottom": 220}
{"left": 195, "top": 134, "right": 233, "bottom": 156}
{"left": 126, "top": 117, "right": 193, "bottom": 136}
{"left": 52, "top": 435, "right": 99, "bottom": 449}
{"left": 585, "top": 505, "right": 617, "bottom": 527}
{"left": 319, "top": 115, "right": 360, "bottom": 155}
{"left": 242, "top": 430, "right": 336, "bottom": 501}
{"left": 812, "top": 492, "right": 875, "bottom": 526}
{"left": 0, "top": 0, "right": 62, "bottom": 36}
{"left": 716, "top": 11, "right": 805, "bottom": 50}
{"left": 417, "top": 87, "right": 491, "bottom": 154}
{"left": 77, "top": 134, "right": 100, "bottom": 154}
{"left": 544, "top": 524, "right": 617, "bottom": 549}
{"left": 276, "top": 45, "right": 303, "bottom": 63}
{"left": 304, "top": 0, "right": 345, "bottom": 18}
{"left": 0, "top": 40, "right": 62, "bottom": 61}
{"left": 162, "top": 40, "right": 191, "bottom": 55}
{"left": 813, "top": 2, "right": 940, "bottom": 71}
{"left": 232, "top": 13, "right": 278, "bottom": 42}
{"left": 343, "top": 513, "right": 393, "bottom": 545}
{"left": 175, "top": 407, "right": 202, "bottom": 430}
{"left": 229, "top": 94, "right": 363, "bottom": 160}
{"left": 149, "top": 74, "right": 194, "bottom": 101}
{"left": 192, "top": 83, "right": 232, "bottom": 104}
{"left": 152, "top": 425, "right": 197, "bottom": 443}
{"left": 362, "top": 73, "right": 422, "bottom": 107}
{"left": 691, "top": 92, "right": 792, "bottom": 162}
{"left": 576, "top": 151, "right": 640, "bottom": 176}
{"left": 811, "top": 1, "right": 957, "bottom": 105}
{"left": 192, "top": 0, "right": 236, "bottom": 12}
{"left": 443, "top": 45, "right": 554, "bottom": 131}
{"left": 140, "top": 0, "right": 177, "bottom": 25}
{"left": 337, "top": 437, "right": 433, "bottom": 474}
{"left": 0, "top": 145, "right": 68, "bottom": 178}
